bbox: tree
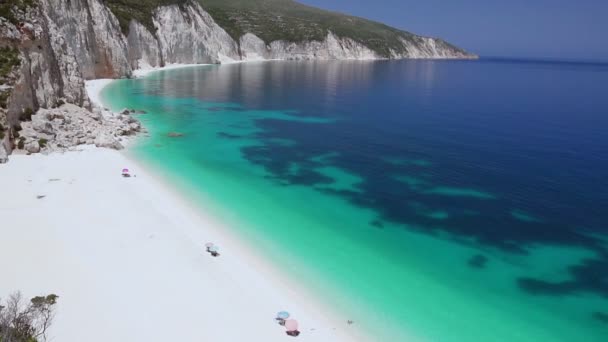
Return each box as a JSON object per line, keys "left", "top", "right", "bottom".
{"left": 0, "top": 292, "right": 58, "bottom": 342}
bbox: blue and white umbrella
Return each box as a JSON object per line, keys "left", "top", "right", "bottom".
{"left": 277, "top": 311, "right": 290, "bottom": 320}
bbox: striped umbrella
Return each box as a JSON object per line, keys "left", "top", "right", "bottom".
{"left": 209, "top": 245, "right": 219, "bottom": 253}
{"left": 204, "top": 242, "right": 214, "bottom": 249}
{"left": 122, "top": 168, "right": 129, "bottom": 173}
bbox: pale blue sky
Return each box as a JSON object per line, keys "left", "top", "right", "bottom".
{"left": 300, "top": 0, "right": 608, "bottom": 61}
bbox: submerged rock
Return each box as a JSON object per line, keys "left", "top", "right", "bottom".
{"left": 167, "top": 132, "right": 184, "bottom": 138}
{"left": 593, "top": 312, "right": 608, "bottom": 324}
{"left": 468, "top": 254, "right": 488, "bottom": 269}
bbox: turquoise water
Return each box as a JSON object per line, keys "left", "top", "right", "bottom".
{"left": 102, "top": 60, "right": 608, "bottom": 341}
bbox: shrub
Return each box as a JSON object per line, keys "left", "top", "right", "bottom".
{"left": 0, "top": 123, "right": 4, "bottom": 140}
{"left": 0, "top": 0, "right": 37, "bottom": 25}
{"left": 38, "top": 138, "right": 47, "bottom": 148}
{"left": 0, "top": 292, "right": 58, "bottom": 342}
{"left": 0, "top": 91, "right": 10, "bottom": 109}
{"left": 17, "top": 137, "right": 24, "bottom": 149}
{"left": 19, "top": 108, "right": 33, "bottom": 121}
{"left": 0, "top": 46, "right": 20, "bottom": 79}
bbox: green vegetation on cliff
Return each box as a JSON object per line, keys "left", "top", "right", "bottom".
{"left": 103, "top": 0, "right": 470, "bottom": 58}
{"left": 0, "top": 47, "right": 20, "bottom": 78}
{"left": 0, "top": 0, "right": 36, "bottom": 24}
{"left": 0, "top": 47, "right": 20, "bottom": 110}
{"left": 104, "top": 0, "right": 187, "bottom": 34}
{"left": 200, "top": 0, "right": 423, "bottom": 57}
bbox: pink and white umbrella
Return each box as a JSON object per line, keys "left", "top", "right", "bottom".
{"left": 205, "top": 242, "right": 214, "bottom": 249}
{"left": 122, "top": 168, "right": 129, "bottom": 173}
{"left": 284, "top": 319, "right": 299, "bottom": 332}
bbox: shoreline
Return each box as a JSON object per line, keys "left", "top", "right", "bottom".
{"left": 0, "top": 64, "right": 366, "bottom": 341}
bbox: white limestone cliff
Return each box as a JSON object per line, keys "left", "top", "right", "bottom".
{"left": 152, "top": 1, "right": 240, "bottom": 65}
{"left": 127, "top": 20, "right": 162, "bottom": 70}
{"left": 238, "top": 32, "right": 379, "bottom": 61}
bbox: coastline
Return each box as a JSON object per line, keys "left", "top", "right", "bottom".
{"left": 0, "top": 65, "right": 366, "bottom": 341}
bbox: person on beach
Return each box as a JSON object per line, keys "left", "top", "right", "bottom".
{"left": 205, "top": 243, "right": 220, "bottom": 257}
{"left": 276, "top": 311, "right": 290, "bottom": 326}
{"left": 284, "top": 319, "right": 300, "bottom": 337}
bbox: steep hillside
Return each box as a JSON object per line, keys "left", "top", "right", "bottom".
{"left": 104, "top": 0, "right": 186, "bottom": 34}
{"left": 199, "top": 0, "right": 463, "bottom": 57}
{"left": 105, "top": 0, "right": 473, "bottom": 58}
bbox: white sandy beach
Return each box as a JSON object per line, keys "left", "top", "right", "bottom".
{"left": 0, "top": 72, "right": 361, "bottom": 341}
{"left": 0, "top": 147, "right": 360, "bottom": 342}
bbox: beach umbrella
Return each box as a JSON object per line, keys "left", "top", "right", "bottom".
{"left": 122, "top": 168, "right": 129, "bottom": 173}
{"left": 284, "top": 319, "right": 299, "bottom": 331}
{"left": 277, "top": 311, "right": 290, "bottom": 319}
{"left": 205, "top": 242, "right": 214, "bottom": 248}
{"left": 208, "top": 245, "right": 219, "bottom": 253}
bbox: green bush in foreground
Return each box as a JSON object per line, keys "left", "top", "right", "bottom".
{"left": 0, "top": 292, "right": 58, "bottom": 342}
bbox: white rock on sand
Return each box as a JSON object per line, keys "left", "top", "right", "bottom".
{"left": 0, "top": 147, "right": 362, "bottom": 342}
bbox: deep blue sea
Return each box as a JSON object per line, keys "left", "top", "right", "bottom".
{"left": 103, "top": 58, "right": 608, "bottom": 341}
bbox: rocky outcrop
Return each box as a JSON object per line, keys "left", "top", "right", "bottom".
{"left": 17, "top": 103, "right": 142, "bottom": 154}
{"left": 3, "top": 0, "right": 129, "bottom": 131}
{"left": 127, "top": 20, "right": 162, "bottom": 70}
{"left": 153, "top": 1, "right": 240, "bottom": 65}
{"left": 395, "top": 36, "right": 473, "bottom": 59}
{"left": 40, "top": 0, "right": 131, "bottom": 80}
{"left": 240, "top": 32, "right": 379, "bottom": 61}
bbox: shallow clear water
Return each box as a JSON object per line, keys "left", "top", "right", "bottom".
{"left": 102, "top": 59, "right": 608, "bottom": 341}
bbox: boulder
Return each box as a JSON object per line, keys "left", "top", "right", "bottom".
{"left": 94, "top": 133, "right": 123, "bottom": 150}
{"left": 33, "top": 120, "right": 53, "bottom": 135}
{"left": 129, "top": 122, "right": 141, "bottom": 131}
{"left": 25, "top": 140, "right": 40, "bottom": 153}
{"left": 91, "top": 107, "right": 102, "bottom": 121}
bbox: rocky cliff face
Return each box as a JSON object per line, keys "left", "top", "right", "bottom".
{"left": 0, "top": 0, "right": 475, "bottom": 162}
{"left": 153, "top": 2, "right": 241, "bottom": 65}
{"left": 239, "top": 32, "right": 379, "bottom": 61}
